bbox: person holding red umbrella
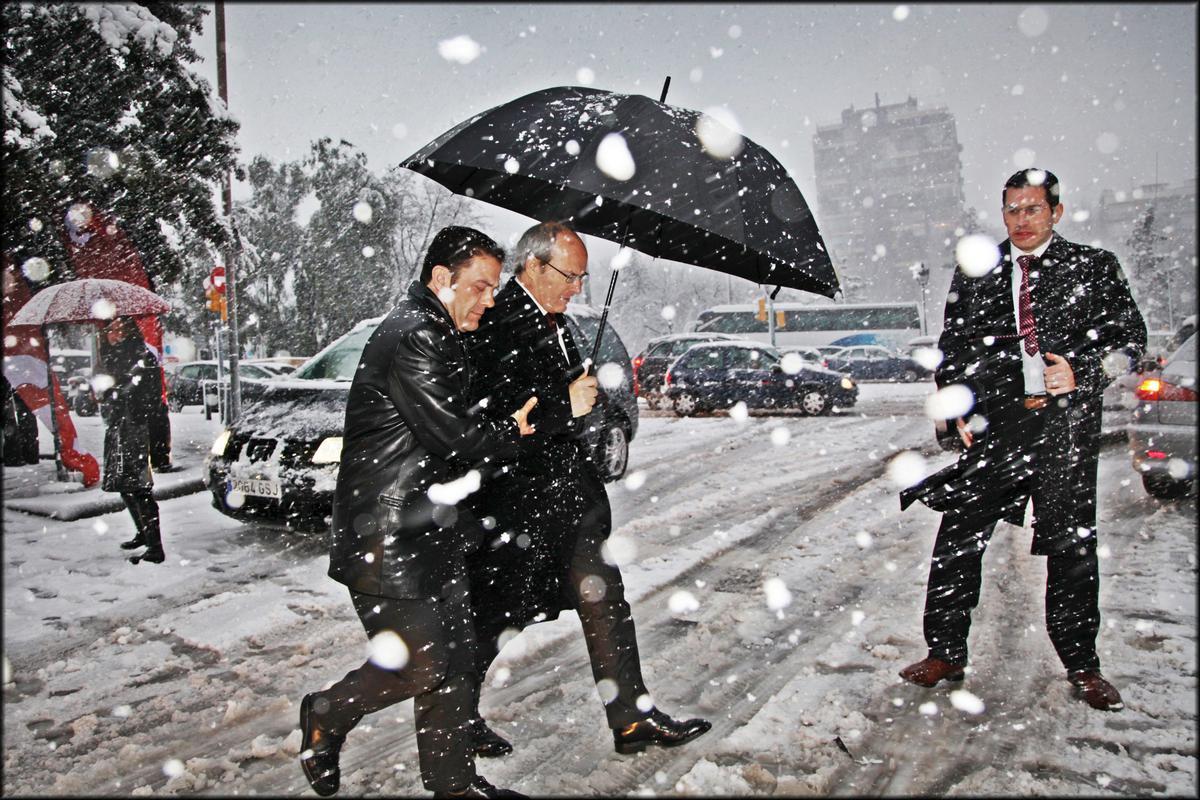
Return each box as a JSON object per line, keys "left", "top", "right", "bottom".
{"left": 97, "top": 316, "right": 168, "bottom": 564}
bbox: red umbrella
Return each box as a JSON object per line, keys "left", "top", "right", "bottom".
{"left": 10, "top": 278, "right": 171, "bottom": 326}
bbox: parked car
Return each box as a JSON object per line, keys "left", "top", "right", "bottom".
{"left": 204, "top": 306, "right": 639, "bottom": 529}
{"left": 781, "top": 345, "right": 829, "bottom": 367}
{"left": 1127, "top": 333, "right": 1197, "bottom": 499}
{"left": 166, "top": 360, "right": 282, "bottom": 415}
{"left": 825, "top": 345, "right": 933, "bottom": 382}
{"left": 663, "top": 340, "right": 857, "bottom": 417}
{"left": 633, "top": 332, "right": 741, "bottom": 409}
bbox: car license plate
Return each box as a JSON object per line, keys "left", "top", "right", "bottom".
{"left": 228, "top": 478, "right": 282, "bottom": 499}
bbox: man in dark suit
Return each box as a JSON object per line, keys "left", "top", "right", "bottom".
{"left": 464, "top": 221, "right": 711, "bottom": 759}
{"left": 299, "top": 227, "right": 536, "bottom": 799}
{"left": 899, "top": 168, "right": 1147, "bottom": 711}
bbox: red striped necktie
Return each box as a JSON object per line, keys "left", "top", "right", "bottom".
{"left": 1016, "top": 255, "right": 1038, "bottom": 355}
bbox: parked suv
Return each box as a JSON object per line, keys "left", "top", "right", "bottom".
{"left": 205, "top": 305, "right": 638, "bottom": 529}
{"left": 1128, "top": 333, "right": 1197, "bottom": 499}
{"left": 664, "top": 340, "right": 857, "bottom": 416}
{"left": 633, "top": 332, "right": 741, "bottom": 409}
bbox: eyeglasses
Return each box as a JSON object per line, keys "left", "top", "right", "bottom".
{"left": 537, "top": 257, "right": 588, "bottom": 285}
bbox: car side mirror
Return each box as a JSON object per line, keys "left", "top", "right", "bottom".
{"left": 1136, "top": 358, "right": 1158, "bottom": 374}
{"left": 770, "top": 364, "right": 783, "bottom": 374}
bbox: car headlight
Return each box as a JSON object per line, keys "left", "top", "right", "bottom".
{"left": 841, "top": 377, "right": 855, "bottom": 390}
{"left": 312, "top": 436, "right": 343, "bottom": 464}
{"left": 210, "top": 429, "right": 232, "bottom": 456}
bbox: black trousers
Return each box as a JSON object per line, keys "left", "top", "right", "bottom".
{"left": 148, "top": 401, "right": 172, "bottom": 469}
{"left": 311, "top": 588, "right": 479, "bottom": 793}
{"left": 922, "top": 398, "right": 1102, "bottom": 673}
{"left": 472, "top": 469, "right": 650, "bottom": 730}
{"left": 120, "top": 490, "right": 160, "bottom": 546}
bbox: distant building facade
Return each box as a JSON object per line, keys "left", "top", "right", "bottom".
{"left": 812, "top": 95, "right": 966, "bottom": 309}
{"left": 1084, "top": 179, "right": 1197, "bottom": 331}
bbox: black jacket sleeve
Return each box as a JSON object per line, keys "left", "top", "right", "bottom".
{"left": 1068, "top": 250, "right": 1147, "bottom": 397}
{"left": 387, "top": 326, "right": 521, "bottom": 465}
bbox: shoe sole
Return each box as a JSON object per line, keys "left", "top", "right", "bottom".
{"left": 614, "top": 725, "right": 711, "bottom": 755}
{"left": 300, "top": 695, "right": 339, "bottom": 797}
{"left": 899, "top": 671, "right": 965, "bottom": 688}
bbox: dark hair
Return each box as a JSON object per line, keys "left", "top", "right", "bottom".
{"left": 1003, "top": 168, "right": 1061, "bottom": 208}
{"left": 511, "top": 220, "right": 576, "bottom": 275}
{"left": 419, "top": 226, "right": 505, "bottom": 283}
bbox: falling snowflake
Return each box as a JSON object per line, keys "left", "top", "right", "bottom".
{"left": 596, "top": 133, "right": 635, "bottom": 181}
{"left": 369, "top": 630, "right": 409, "bottom": 670}
{"left": 696, "top": 106, "right": 743, "bottom": 159}
{"left": 763, "top": 578, "right": 792, "bottom": 610}
{"left": 924, "top": 384, "right": 974, "bottom": 420}
{"left": 886, "top": 451, "right": 927, "bottom": 488}
{"left": 950, "top": 689, "right": 986, "bottom": 715}
{"left": 955, "top": 234, "right": 1000, "bottom": 277}
{"left": 353, "top": 201, "right": 373, "bottom": 224}
{"left": 729, "top": 401, "right": 749, "bottom": 423}
{"left": 21, "top": 257, "right": 51, "bottom": 282}
{"left": 438, "top": 35, "right": 482, "bottom": 64}
{"left": 668, "top": 590, "right": 700, "bottom": 614}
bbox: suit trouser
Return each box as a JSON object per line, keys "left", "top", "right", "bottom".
{"left": 472, "top": 468, "right": 650, "bottom": 730}
{"left": 311, "top": 588, "right": 479, "bottom": 793}
{"left": 923, "top": 511, "right": 1101, "bottom": 672}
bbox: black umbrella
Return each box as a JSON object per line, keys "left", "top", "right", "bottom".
{"left": 401, "top": 82, "right": 839, "bottom": 362}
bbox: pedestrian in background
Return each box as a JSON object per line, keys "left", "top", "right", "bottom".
{"left": 97, "top": 315, "right": 167, "bottom": 565}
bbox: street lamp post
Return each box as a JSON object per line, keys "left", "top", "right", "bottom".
{"left": 215, "top": 1, "right": 241, "bottom": 424}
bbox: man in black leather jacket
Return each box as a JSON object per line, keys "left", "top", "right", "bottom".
{"left": 299, "top": 227, "right": 536, "bottom": 799}
{"left": 464, "top": 221, "right": 711, "bottom": 761}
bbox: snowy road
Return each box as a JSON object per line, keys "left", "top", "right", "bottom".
{"left": 2, "top": 385, "right": 1196, "bottom": 796}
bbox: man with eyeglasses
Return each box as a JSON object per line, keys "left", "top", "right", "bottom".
{"left": 899, "top": 168, "right": 1146, "bottom": 712}
{"left": 463, "top": 220, "right": 711, "bottom": 761}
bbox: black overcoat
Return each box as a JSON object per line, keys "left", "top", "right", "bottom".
{"left": 99, "top": 331, "right": 164, "bottom": 493}
{"left": 464, "top": 278, "right": 606, "bottom": 627}
{"left": 327, "top": 282, "right": 522, "bottom": 600}
{"left": 901, "top": 234, "right": 1146, "bottom": 555}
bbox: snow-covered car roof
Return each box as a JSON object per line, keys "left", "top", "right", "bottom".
{"left": 647, "top": 332, "right": 741, "bottom": 344}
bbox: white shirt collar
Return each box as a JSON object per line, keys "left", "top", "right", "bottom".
{"left": 1011, "top": 234, "right": 1054, "bottom": 261}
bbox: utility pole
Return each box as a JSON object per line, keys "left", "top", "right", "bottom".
{"left": 216, "top": 1, "right": 241, "bottom": 422}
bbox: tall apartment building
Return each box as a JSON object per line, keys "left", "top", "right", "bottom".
{"left": 1083, "top": 179, "right": 1197, "bottom": 331}
{"left": 812, "top": 95, "right": 966, "bottom": 306}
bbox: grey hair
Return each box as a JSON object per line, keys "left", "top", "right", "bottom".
{"left": 511, "top": 220, "right": 576, "bottom": 274}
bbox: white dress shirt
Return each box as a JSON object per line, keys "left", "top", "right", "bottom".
{"left": 1010, "top": 237, "right": 1053, "bottom": 395}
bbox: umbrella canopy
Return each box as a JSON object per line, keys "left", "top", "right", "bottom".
{"left": 10, "top": 278, "right": 170, "bottom": 327}
{"left": 401, "top": 85, "right": 839, "bottom": 299}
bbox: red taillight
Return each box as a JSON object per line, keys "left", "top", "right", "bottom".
{"left": 1146, "top": 450, "right": 1168, "bottom": 459}
{"left": 632, "top": 355, "right": 644, "bottom": 374}
{"left": 821, "top": 359, "right": 828, "bottom": 368}
{"left": 1136, "top": 378, "right": 1198, "bottom": 402}
{"left": 664, "top": 370, "right": 672, "bottom": 387}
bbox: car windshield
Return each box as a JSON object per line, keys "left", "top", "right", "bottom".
{"left": 292, "top": 324, "right": 379, "bottom": 381}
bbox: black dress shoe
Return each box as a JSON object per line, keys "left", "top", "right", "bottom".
{"left": 434, "top": 776, "right": 527, "bottom": 799}
{"left": 119, "top": 536, "right": 146, "bottom": 550}
{"left": 300, "top": 693, "right": 345, "bottom": 797}
{"left": 129, "top": 547, "right": 165, "bottom": 565}
{"left": 613, "top": 709, "right": 712, "bottom": 755}
{"left": 470, "top": 719, "right": 513, "bottom": 758}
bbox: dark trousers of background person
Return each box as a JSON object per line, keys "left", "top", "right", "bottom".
{"left": 309, "top": 587, "right": 481, "bottom": 793}
{"left": 921, "top": 401, "right": 1102, "bottom": 673}
{"left": 2, "top": 378, "right": 40, "bottom": 466}
{"left": 472, "top": 467, "right": 651, "bottom": 730}
{"left": 148, "top": 401, "right": 172, "bottom": 469}
{"left": 120, "top": 489, "right": 160, "bottom": 545}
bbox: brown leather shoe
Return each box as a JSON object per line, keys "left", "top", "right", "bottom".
{"left": 1068, "top": 671, "right": 1124, "bottom": 711}
{"left": 898, "top": 656, "right": 965, "bottom": 687}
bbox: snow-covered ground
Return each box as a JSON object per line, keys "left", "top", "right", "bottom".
{"left": 2, "top": 384, "right": 1196, "bottom": 796}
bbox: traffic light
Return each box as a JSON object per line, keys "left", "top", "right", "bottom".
{"left": 776, "top": 309, "right": 787, "bottom": 329}
{"left": 756, "top": 297, "right": 767, "bottom": 322}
